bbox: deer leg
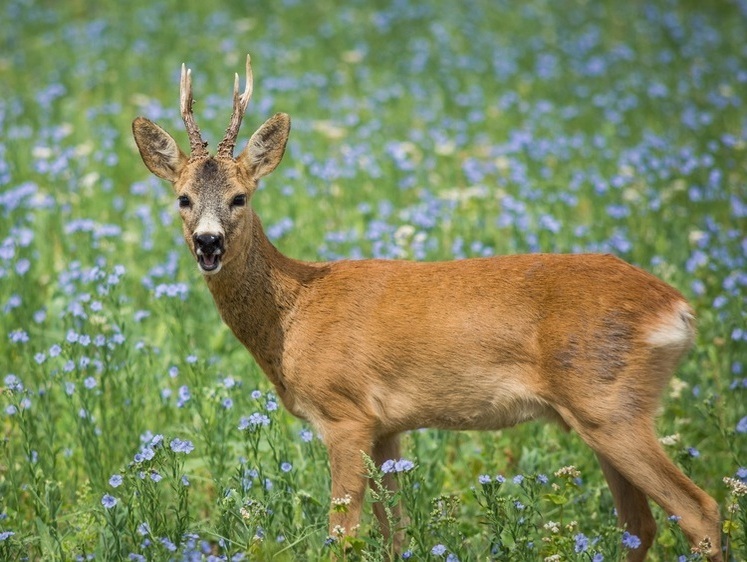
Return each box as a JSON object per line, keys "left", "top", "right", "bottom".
{"left": 571, "top": 417, "right": 722, "bottom": 561}
{"left": 370, "top": 433, "right": 405, "bottom": 555}
{"left": 596, "top": 453, "right": 657, "bottom": 562}
{"left": 324, "top": 423, "right": 374, "bottom": 541}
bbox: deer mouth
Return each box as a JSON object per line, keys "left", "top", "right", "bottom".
{"left": 197, "top": 251, "right": 222, "bottom": 273}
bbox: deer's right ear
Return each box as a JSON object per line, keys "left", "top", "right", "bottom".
{"left": 132, "top": 117, "right": 188, "bottom": 183}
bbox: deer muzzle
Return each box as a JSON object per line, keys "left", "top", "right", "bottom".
{"left": 193, "top": 232, "right": 224, "bottom": 273}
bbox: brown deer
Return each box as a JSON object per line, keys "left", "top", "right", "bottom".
{"left": 132, "top": 55, "right": 722, "bottom": 561}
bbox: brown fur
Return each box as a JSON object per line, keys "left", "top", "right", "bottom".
{"left": 132, "top": 59, "right": 722, "bottom": 561}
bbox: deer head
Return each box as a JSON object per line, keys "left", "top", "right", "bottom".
{"left": 132, "top": 55, "right": 290, "bottom": 275}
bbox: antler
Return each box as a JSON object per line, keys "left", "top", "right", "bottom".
{"left": 180, "top": 63, "right": 209, "bottom": 159}
{"left": 216, "top": 54, "right": 254, "bottom": 159}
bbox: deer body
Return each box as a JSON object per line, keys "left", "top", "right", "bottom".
{"left": 132, "top": 56, "right": 722, "bottom": 561}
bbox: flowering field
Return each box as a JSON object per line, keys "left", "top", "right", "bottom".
{"left": 1, "top": 0, "right": 746, "bottom": 560}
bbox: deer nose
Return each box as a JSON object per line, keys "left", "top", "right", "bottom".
{"left": 194, "top": 233, "right": 224, "bottom": 254}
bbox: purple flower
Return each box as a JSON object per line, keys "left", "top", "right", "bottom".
{"left": 109, "top": 474, "right": 123, "bottom": 488}
{"left": 101, "top": 494, "right": 118, "bottom": 509}
{"left": 574, "top": 533, "right": 589, "bottom": 553}
{"left": 622, "top": 531, "right": 641, "bottom": 549}
{"left": 478, "top": 474, "right": 491, "bottom": 485}
{"left": 736, "top": 416, "right": 747, "bottom": 434}
{"left": 170, "top": 438, "right": 194, "bottom": 454}
{"left": 238, "top": 413, "right": 270, "bottom": 430}
{"left": 431, "top": 544, "right": 447, "bottom": 556}
{"left": 280, "top": 462, "right": 293, "bottom": 473}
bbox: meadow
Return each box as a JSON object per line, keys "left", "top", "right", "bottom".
{"left": 1, "top": 0, "right": 746, "bottom": 560}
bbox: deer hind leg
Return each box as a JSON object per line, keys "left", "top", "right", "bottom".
{"left": 370, "top": 433, "right": 405, "bottom": 555}
{"left": 569, "top": 416, "right": 722, "bottom": 561}
{"left": 596, "top": 453, "right": 657, "bottom": 562}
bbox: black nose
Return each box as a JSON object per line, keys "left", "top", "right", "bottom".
{"left": 194, "top": 233, "right": 224, "bottom": 254}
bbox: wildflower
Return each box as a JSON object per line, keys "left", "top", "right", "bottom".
{"left": 575, "top": 533, "right": 589, "bottom": 553}
{"left": 446, "top": 554, "right": 459, "bottom": 562}
{"left": 402, "top": 550, "right": 413, "bottom": 559}
{"left": 736, "top": 416, "right": 747, "bottom": 434}
{"left": 736, "top": 467, "right": 747, "bottom": 481}
{"left": 544, "top": 556, "right": 561, "bottom": 562}
{"left": 4, "top": 374, "right": 23, "bottom": 392}
{"left": 266, "top": 400, "right": 278, "bottom": 411}
{"left": 251, "top": 390, "right": 263, "bottom": 399}
{"left": 299, "top": 428, "right": 313, "bottom": 442}
{"left": 478, "top": 474, "right": 491, "bottom": 484}
{"left": 555, "top": 465, "right": 581, "bottom": 479}
{"left": 170, "top": 438, "right": 194, "bottom": 454}
{"left": 513, "top": 474, "right": 524, "bottom": 484}
{"left": 186, "top": 354, "right": 197, "bottom": 364}
{"left": 177, "top": 385, "right": 190, "bottom": 407}
{"left": 84, "top": 377, "right": 97, "bottom": 389}
{"left": 238, "top": 413, "right": 270, "bottom": 430}
{"left": 109, "top": 474, "right": 123, "bottom": 488}
{"left": 65, "top": 382, "right": 75, "bottom": 396}
{"left": 431, "top": 544, "right": 447, "bottom": 556}
{"left": 222, "top": 397, "right": 233, "bottom": 409}
{"left": 544, "top": 521, "right": 560, "bottom": 534}
{"left": 621, "top": 531, "right": 641, "bottom": 549}
{"left": 181, "top": 475, "right": 190, "bottom": 486}
{"left": 0, "top": 531, "right": 15, "bottom": 541}
{"left": 49, "top": 344, "right": 62, "bottom": 357}
{"left": 536, "top": 474, "right": 549, "bottom": 484}
{"left": 34, "top": 352, "right": 46, "bottom": 364}
{"left": 160, "top": 537, "right": 177, "bottom": 552}
{"left": 8, "top": 329, "right": 29, "bottom": 343}
{"left": 280, "top": 462, "right": 293, "bottom": 473}
{"left": 101, "top": 494, "right": 118, "bottom": 509}
{"left": 495, "top": 474, "right": 506, "bottom": 483}
{"left": 724, "top": 477, "right": 747, "bottom": 496}
{"left": 592, "top": 554, "right": 604, "bottom": 562}
{"left": 150, "top": 471, "right": 162, "bottom": 482}
{"left": 687, "top": 447, "right": 700, "bottom": 458}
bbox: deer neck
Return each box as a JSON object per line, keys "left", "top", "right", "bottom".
{"left": 203, "top": 211, "right": 316, "bottom": 390}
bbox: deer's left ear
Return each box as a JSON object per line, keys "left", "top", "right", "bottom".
{"left": 238, "top": 113, "right": 290, "bottom": 180}
{"left": 132, "top": 117, "right": 188, "bottom": 183}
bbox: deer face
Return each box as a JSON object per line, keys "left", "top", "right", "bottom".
{"left": 132, "top": 56, "right": 290, "bottom": 275}
{"left": 132, "top": 113, "right": 290, "bottom": 275}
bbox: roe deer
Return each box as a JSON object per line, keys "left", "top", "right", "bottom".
{"left": 132, "top": 55, "right": 722, "bottom": 561}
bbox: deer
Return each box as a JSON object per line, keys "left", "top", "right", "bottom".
{"left": 132, "top": 55, "right": 722, "bottom": 561}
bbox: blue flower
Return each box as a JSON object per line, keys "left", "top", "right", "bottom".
{"left": 109, "top": 474, "right": 123, "bottom": 488}
{"left": 238, "top": 413, "right": 271, "bottom": 430}
{"left": 736, "top": 416, "right": 747, "bottom": 434}
{"left": 478, "top": 474, "right": 491, "bottom": 484}
{"left": 512, "top": 474, "right": 524, "bottom": 484}
{"left": 592, "top": 554, "right": 604, "bottom": 562}
{"left": 280, "top": 462, "right": 293, "bottom": 473}
{"left": 101, "top": 494, "right": 118, "bottom": 509}
{"left": 170, "top": 438, "right": 194, "bottom": 454}
{"left": 431, "top": 544, "right": 447, "bottom": 556}
{"left": 0, "top": 531, "right": 15, "bottom": 541}
{"left": 574, "top": 533, "right": 589, "bottom": 553}
{"left": 621, "top": 531, "right": 641, "bottom": 549}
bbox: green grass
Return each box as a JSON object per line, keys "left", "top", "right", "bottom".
{"left": 0, "top": 0, "right": 745, "bottom": 560}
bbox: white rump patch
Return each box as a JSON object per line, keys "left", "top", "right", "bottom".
{"left": 645, "top": 301, "right": 696, "bottom": 348}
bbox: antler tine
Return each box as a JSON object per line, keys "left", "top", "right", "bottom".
{"left": 217, "top": 54, "right": 254, "bottom": 159}
{"left": 179, "top": 63, "right": 209, "bottom": 159}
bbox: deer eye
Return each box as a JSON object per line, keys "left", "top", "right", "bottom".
{"left": 177, "top": 195, "right": 191, "bottom": 208}
{"left": 231, "top": 194, "right": 247, "bottom": 207}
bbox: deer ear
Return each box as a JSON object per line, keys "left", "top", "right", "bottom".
{"left": 132, "top": 117, "right": 188, "bottom": 183}
{"left": 238, "top": 113, "right": 290, "bottom": 180}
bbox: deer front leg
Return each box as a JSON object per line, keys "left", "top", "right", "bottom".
{"left": 325, "top": 423, "right": 375, "bottom": 542}
{"left": 371, "top": 433, "right": 405, "bottom": 555}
